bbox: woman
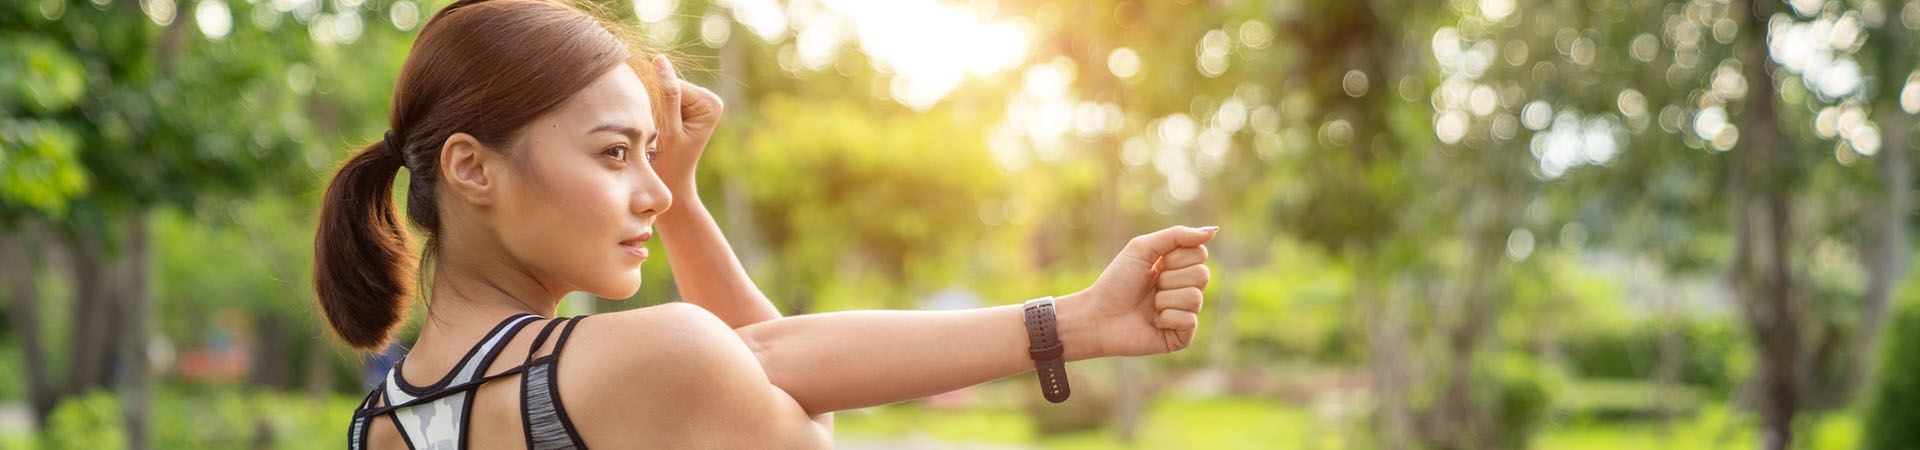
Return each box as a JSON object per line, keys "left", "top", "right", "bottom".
{"left": 313, "top": 0, "right": 1217, "bottom": 447}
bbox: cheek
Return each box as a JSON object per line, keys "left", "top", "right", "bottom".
{"left": 508, "top": 165, "right": 634, "bottom": 283}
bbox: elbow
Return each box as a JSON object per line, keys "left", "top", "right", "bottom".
{"left": 736, "top": 322, "right": 825, "bottom": 415}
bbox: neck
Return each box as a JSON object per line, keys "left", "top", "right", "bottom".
{"left": 423, "top": 236, "right": 567, "bottom": 334}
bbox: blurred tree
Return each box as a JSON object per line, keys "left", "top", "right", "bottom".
{"left": 1852, "top": 0, "right": 1914, "bottom": 398}
{"left": 0, "top": 0, "right": 385, "bottom": 445}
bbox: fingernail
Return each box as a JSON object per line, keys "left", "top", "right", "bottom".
{"left": 1199, "top": 226, "right": 1219, "bottom": 232}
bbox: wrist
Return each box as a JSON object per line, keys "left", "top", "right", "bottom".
{"left": 1053, "top": 291, "right": 1103, "bottom": 361}
{"left": 657, "top": 191, "right": 706, "bottom": 225}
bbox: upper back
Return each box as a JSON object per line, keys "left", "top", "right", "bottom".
{"left": 354, "top": 303, "right": 827, "bottom": 449}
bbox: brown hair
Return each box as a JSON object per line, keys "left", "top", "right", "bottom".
{"left": 313, "top": 0, "right": 653, "bottom": 350}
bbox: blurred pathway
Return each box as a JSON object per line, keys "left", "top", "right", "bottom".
{"left": 0, "top": 402, "right": 28, "bottom": 436}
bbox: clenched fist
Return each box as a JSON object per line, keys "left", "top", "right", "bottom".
{"left": 648, "top": 55, "right": 723, "bottom": 194}
{"left": 1062, "top": 225, "right": 1218, "bottom": 358}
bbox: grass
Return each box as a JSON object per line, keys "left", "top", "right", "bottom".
{"left": 1537, "top": 405, "right": 1858, "bottom": 450}
{"left": 836, "top": 395, "right": 1334, "bottom": 450}
{"left": 837, "top": 395, "right": 1862, "bottom": 450}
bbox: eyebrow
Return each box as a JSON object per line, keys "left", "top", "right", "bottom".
{"left": 589, "top": 123, "right": 659, "bottom": 145}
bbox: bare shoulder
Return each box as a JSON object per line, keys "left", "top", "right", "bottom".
{"left": 573, "top": 301, "right": 737, "bottom": 352}
{"left": 556, "top": 303, "right": 826, "bottom": 448}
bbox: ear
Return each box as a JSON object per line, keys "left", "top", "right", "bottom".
{"left": 439, "top": 132, "right": 504, "bottom": 206}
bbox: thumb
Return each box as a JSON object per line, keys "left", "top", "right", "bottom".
{"left": 652, "top": 55, "right": 683, "bottom": 131}
{"left": 1119, "top": 225, "right": 1220, "bottom": 266}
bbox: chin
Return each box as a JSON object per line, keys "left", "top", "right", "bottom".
{"left": 583, "top": 276, "right": 643, "bottom": 300}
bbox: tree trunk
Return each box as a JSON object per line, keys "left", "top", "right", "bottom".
{"left": 65, "top": 228, "right": 124, "bottom": 396}
{"left": 1855, "top": 55, "right": 1913, "bottom": 397}
{"left": 1366, "top": 272, "right": 1415, "bottom": 450}
{"left": 1434, "top": 196, "right": 1513, "bottom": 450}
{"left": 0, "top": 223, "right": 60, "bottom": 425}
{"left": 252, "top": 314, "right": 291, "bottom": 389}
{"left": 1732, "top": 1, "right": 1803, "bottom": 447}
{"left": 114, "top": 213, "right": 153, "bottom": 450}
{"left": 1655, "top": 268, "right": 1686, "bottom": 432}
{"left": 305, "top": 334, "right": 335, "bottom": 400}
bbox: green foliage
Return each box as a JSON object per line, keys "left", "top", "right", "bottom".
{"left": 1861, "top": 271, "right": 1920, "bottom": 450}
{"left": 42, "top": 391, "right": 125, "bottom": 450}
{"left": 1230, "top": 237, "right": 1353, "bottom": 363}
{"left": 151, "top": 385, "right": 357, "bottom": 450}
{"left": 0, "top": 343, "right": 26, "bottom": 402}
{"left": 1494, "top": 356, "right": 1560, "bottom": 450}
{"left": 0, "top": 35, "right": 92, "bottom": 219}
{"left": 1559, "top": 320, "right": 1744, "bottom": 394}
{"left": 1556, "top": 379, "right": 1702, "bottom": 422}
{"left": 714, "top": 95, "right": 1007, "bottom": 311}
{"left": 151, "top": 195, "right": 320, "bottom": 341}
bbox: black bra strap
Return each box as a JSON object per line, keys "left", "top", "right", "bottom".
{"left": 356, "top": 361, "right": 537, "bottom": 419}
{"left": 523, "top": 317, "right": 571, "bottom": 364}
{"left": 354, "top": 315, "right": 588, "bottom": 421}
{"left": 356, "top": 382, "right": 384, "bottom": 409}
{"left": 551, "top": 316, "right": 583, "bottom": 354}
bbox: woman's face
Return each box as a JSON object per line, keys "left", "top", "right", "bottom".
{"left": 488, "top": 63, "right": 669, "bottom": 300}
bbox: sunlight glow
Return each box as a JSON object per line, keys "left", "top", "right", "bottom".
{"left": 816, "top": 0, "right": 1029, "bottom": 110}
{"left": 196, "top": 0, "right": 231, "bottom": 40}
{"left": 717, "top": 0, "right": 787, "bottom": 42}
{"left": 634, "top": 0, "right": 674, "bottom": 24}
{"left": 389, "top": 0, "right": 419, "bottom": 31}
{"left": 1479, "top": 0, "right": 1514, "bottom": 22}
{"left": 1902, "top": 74, "right": 1920, "bottom": 114}
{"left": 1769, "top": 12, "right": 1865, "bottom": 100}
{"left": 141, "top": 0, "right": 175, "bottom": 26}
{"left": 1108, "top": 48, "right": 1141, "bottom": 80}
{"left": 1532, "top": 111, "right": 1622, "bottom": 177}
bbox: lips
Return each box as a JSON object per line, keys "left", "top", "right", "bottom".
{"left": 619, "top": 231, "right": 651, "bottom": 259}
{"left": 620, "top": 231, "right": 651, "bottom": 246}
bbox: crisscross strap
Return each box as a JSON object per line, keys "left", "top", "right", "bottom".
{"left": 348, "top": 315, "right": 591, "bottom": 450}
{"left": 348, "top": 313, "right": 538, "bottom": 450}
{"left": 347, "top": 382, "right": 385, "bottom": 450}
{"left": 523, "top": 316, "right": 588, "bottom": 449}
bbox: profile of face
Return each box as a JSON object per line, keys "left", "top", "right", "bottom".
{"left": 441, "top": 63, "right": 669, "bottom": 300}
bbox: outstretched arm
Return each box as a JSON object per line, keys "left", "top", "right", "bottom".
{"left": 737, "top": 296, "right": 1094, "bottom": 415}
{"left": 737, "top": 226, "right": 1218, "bottom": 415}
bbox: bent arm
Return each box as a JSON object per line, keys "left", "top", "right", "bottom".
{"left": 736, "top": 293, "right": 1100, "bottom": 416}
{"left": 657, "top": 192, "right": 782, "bottom": 329}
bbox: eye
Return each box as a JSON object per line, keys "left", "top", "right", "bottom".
{"left": 602, "top": 145, "right": 629, "bottom": 161}
{"left": 644, "top": 148, "right": 660, "bottom": 163}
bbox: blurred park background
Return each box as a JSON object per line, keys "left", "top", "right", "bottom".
{"left": 7, "top": 0, "right": 1920, "bottom": 448}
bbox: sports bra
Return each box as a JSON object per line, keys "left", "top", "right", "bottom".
{"left": 348, "top": 314, "right": 589, "bottom": 449}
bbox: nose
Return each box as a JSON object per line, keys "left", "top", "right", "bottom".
{"left": 630, "top": 166, "right": 672, "bottom": 218}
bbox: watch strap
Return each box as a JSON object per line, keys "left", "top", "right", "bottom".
{"left": 1023, "top": 296, "right": 1070, "bottom": 403}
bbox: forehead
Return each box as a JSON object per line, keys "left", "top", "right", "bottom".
{"left": 540, "top": 63, "right": 655, "bottom": 133}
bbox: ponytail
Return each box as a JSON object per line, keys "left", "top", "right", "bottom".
{"left": 313, "top": 140, "right": 417, "bottom": 351}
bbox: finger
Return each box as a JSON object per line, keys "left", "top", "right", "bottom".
{"left": 1154, "top": 308, "right": 1198, "bottom": 333}
{"left": 1153, "top": 287, "right": 1204, "bottom": 314}
{"left": 1119, "top": 225, "right": 1220, "bottom": 267}
{"left": 1156, "top": 264, "right": 1210, "bottom": 290}
{"left": 652, "top": 55, "right": 683, "bottom": 131}
{"left": 1162, "top": 330, "right": 1190, "bottom": 352}
{"left": 1160, "top": 245, "right": 1209, "bottom": 270}
{"left": 677, "top": 80, "right": 724, "bottom": 125}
